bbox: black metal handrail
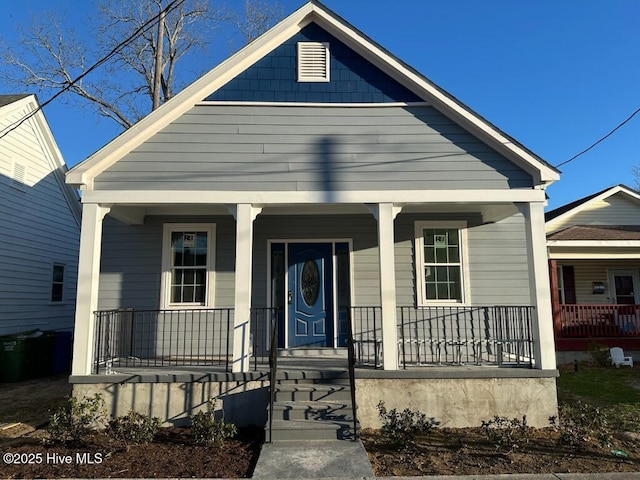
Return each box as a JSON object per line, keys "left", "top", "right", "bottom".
{"left": 267, "top": 309, "right": 279, "bottom": 443}
{"left": 346, "top": 308, "right": 358, "bottom": 441}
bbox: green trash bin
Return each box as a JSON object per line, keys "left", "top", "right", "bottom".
{"left": 0, "top": 333, "right": 30, "bottom": 382}
{"left": 0, "top": 330, "right": 51, "bottom": 382}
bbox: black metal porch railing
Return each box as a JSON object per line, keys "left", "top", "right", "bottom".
{"left": 398, "top": 306, "right": 535, "bottom": 368}
{"left": 93, "top": 308, "right": 234, "bottom": 373}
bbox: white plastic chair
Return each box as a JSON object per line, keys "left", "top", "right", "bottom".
{"left": 610, "top": 347, "right": 633, "bottom": 367}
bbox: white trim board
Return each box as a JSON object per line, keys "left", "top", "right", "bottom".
{"left": 548, "top": 240, "right": 640, "bottom": 248}
{"left": 82, "top": 189, "right": 547, "bottom": 205}
{"left": 66, "top": 1, "right": 559, "bottom": 189}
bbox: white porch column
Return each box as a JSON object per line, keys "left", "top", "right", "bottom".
{"left": 370, "top": 203, "right": 400, "bottom": 370}
{"left": 231, "top": 204, "right": 261, "bottom": 372}
{"left": 518, "top": 202, "right": 557, "bottom": 370}
{"left": 72, "top": 203, "right": 110, "bottom": 376}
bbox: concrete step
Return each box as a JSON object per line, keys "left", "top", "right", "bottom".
{"left": 277, "top": 348, "right": 348, "bottom": 358}
{"left": 266, "top": 418, "right": 357, "bottom": 442}
{"left": 275, "top": 373, "right": 351, "bottom": 384}
{"left": 274, "top": 384, "right": 352, "bottom": 402}
{"left": 272, "top": 400, "right": 353, "bottom": 422}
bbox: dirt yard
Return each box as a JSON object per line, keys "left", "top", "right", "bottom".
{"left": 0, "top": 375, "right": 71, "bottom": 439}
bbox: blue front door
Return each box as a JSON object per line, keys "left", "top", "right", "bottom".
{"left": 287, "top": 243, "right": 333, "bottom": 347}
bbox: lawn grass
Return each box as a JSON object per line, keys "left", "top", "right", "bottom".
{"left": 557, "top": 363, "right": 640, "bottom": 406}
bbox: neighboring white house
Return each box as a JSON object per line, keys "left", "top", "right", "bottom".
{"left": 0, "top": 94, "right": 81, "bottom": 336}
{"left": 66, "top": 1, "right": 560, "bottom": 429}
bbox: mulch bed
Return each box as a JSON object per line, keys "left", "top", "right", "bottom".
{"left": 1, "top": 427, "right": 263, "bottom": 479}
{"left": 361, "top": 427, "right": 640, "bottom": 476}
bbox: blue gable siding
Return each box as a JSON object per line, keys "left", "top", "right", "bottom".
{"left": 205, "top": 23, "right": 422, "bottom": 103}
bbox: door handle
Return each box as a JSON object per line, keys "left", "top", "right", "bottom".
{"left": 288, "top": 291, "right": 293, "bottom": 304}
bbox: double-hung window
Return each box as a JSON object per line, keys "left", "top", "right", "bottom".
{"left": 161, "top": 224, "right": 215, "bottom": 308}
{"left": 415, "top": 221, "right": 468, "bottom": 305}
{"left": 51, "top": 264, "right": 65, "bottom": 302}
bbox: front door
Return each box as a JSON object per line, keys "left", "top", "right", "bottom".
{"left": 287, "top": 243, "right": 333, "bottom": 347}
{"left": 610, "top": 270, "right": 640, "bottom": 304}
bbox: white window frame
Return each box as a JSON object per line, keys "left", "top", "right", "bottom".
{"left": 50, "top": 263, "right": 65, "bottom": 303}
{"left": 297, "top": 42, "right": 330, "bottom": 82}
{"left": 414, "top": 221, "right": 470, "bottom": 306}
{"left": 161, "top": 223, "right": 216, "bottom": 309}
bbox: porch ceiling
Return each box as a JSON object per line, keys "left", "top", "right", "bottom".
{"left": 106, "top": 202, "right": 519, "bottom": 225}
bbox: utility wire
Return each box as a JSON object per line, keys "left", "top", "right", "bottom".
{"left": 555, "top": 106, "right": 640, "bottom": 168}
{"left": 0, "top": 0, "right": 186, "bottom": 140}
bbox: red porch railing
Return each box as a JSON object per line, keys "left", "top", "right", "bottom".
{"left": 558, "top": 304, "right": 640, "bottom": 338}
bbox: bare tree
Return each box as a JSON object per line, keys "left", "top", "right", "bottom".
{"left": 234, "top": 0, "right": 284, "bottom": 43}
{"left": 631, "top": 165, "right": 640, "bottom": 191}
{"left": 0, "top": 0, "right": 282, "bottom": 130}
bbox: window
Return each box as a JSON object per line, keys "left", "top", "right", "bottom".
{"left": 415, "top": 221, "right": 468, "bottom": 304}
{"left": 297, "top": 42, "right": 330, "bottom": 82}
{"left": 556, "top": 265, "right": 565, "bottom": 304}
{"left": 51, "top": 264, "right": 65, "bottom": 302}
{"left": 161, "top": 224, "right": 215, "bottom": 308}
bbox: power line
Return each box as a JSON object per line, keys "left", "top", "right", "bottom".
{"left": 0, "top": 0, "right": 186, "bottom": 141}
{"left": 555, "top": 106, "right": 640, "bottom": 168}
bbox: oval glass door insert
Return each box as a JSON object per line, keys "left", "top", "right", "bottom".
{"left": 301, "top": 259, "right": 320, "bottom": 306}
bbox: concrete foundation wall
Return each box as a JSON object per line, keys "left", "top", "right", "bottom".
{"left": 73, "top": 380, "right": 269, "bottom": 427}
{"left": 73, "top": 372, "right": 558, "bottom": 429}
{"left": 356, "top": 377, "right": 558, "bottom": 428}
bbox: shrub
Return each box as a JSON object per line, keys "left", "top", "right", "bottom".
{"left": 587, "top": 342, "right": 610, "bottom": 367}
{"left": 107, "top": 411, "right": 161, "bottom": 448}
{"left": 550, "top": 401, "right": 612, "bottom": 448}
{"left": 190, "top": 399, "right": 237, "bottom": 447}
{"left": 481, "top": 415, "right": 532, "bottom": 453}
{"left": 376, "top": 401, "right": 439, "bottom": 447}
{"left": 47, "top": 394, "right": 106, "bottom": 444}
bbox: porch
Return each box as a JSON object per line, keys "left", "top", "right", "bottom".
{"left": 549, "top": 259, "right": 640, "bottom": 351}
{"left": 554, "top": 303, "right": 640, "bottom": 350}
{"left": 92, "top": 305, "right": 536, "bottom": 374}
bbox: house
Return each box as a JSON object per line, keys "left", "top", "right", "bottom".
{"left": 546, "top": 184, "right": 640, "bottom": 355}
{"left": 67, "top": 1, "right": 560, "bottom": 429}
{"left": 0, "top": 94, "right": 81, "bottom": 337}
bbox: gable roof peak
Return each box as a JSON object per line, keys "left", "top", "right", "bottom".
{"left": 546, "top": 184, "right": 640, "bottom": 224}
{"left": 66, "top": 0, "right": 560, "bottom": 189}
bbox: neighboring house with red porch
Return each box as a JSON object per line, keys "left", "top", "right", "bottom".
{"left": 546, "top": 185, "right": 640, "bottom": 352}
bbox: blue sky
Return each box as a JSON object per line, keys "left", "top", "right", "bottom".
{"left": 2, "top": 0, "right": 639, "bottom": 211}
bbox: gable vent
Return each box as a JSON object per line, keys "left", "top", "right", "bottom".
{"left": 12, "top": 162, "right": 27, "bottom": 191}
{"left": 297, "top": 42, "right": 330, "bottom": 82}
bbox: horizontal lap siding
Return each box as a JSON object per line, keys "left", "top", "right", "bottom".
{"left": 549, "top": 194, "right": 640, "bottom": 232}
{"left": 95, "top": 105, "right": 532, "bottom": 191}
{"left": 98, "top": 212, "right": 531, "bottom": 313}
{"left": 467, "top": 214, "right": 530, "bottom": 304}
{"left": 98, "top": 216, "right": 236, "bottom": 310}
{"left": 394, "top": 212, "right": 531, "bottom": 307}
{"left": 557, "top": 259, "right": 640, "bottom": 304}
{"left": 0, "top": 105, "right": 80, "bottom": 335}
